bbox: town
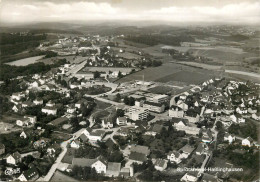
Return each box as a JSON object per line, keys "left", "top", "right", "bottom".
{"left": 0, "top": 30, "right": 259, "bottom": 181}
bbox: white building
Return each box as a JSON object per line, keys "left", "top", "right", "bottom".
{"left": 41, "top": 106, "right": 57, "bottom": 115}
{"left": 169, "top": 106, "right": 184, "bottom": 118}
{"left": 125, "top": 106, "right": 149, "bottom": 121}
{"left": 242, "top": 137, "right": 254, "bottom": 147}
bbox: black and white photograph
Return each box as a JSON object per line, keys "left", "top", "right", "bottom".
{"left": 0, "top": 0, "right": 259, "bottom": 181}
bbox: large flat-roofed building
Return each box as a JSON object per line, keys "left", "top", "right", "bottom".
{"left": 143, "top": 101, "right": 165, "bottom": 113}
{"left": 153, "top": 94, "right": 169, "bottom": 103}
{"left": 126, "top": 106, "right": 149, "bottom": 121}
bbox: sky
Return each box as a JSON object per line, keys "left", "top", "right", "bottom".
{"left": 0, "top": 0, "right": 259, "bottom": 25}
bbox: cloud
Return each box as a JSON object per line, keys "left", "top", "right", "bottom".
{"left": 0, "top": 1, "right": 259, "bottom": 24}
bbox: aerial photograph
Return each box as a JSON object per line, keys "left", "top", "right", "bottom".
{"left": 0, "top": 0, "right": 259, "bottom": 181}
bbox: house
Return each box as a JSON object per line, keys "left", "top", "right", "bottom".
{"left": 33, "top": 98, "right": 43, "bottom": 105}
{"left": 20, "top": 131, "right": 27, "bottom": 139}
{"left": 26, "top": 115, "right": 37, "bottom": 125}
{"left": 18, "top": 167, "right": 39, "bottom": 181}
{"left": 224, "top": 133, "right": 235, "bottom": 144}
{"left": 102, "top": 116, "right": 114, "bottom": 129}
{"left": 116, "top": 117, "right": 128, "bottom": 126}
{"left": 176, "top": 101, "right": 189, "bottom": 111}
{"left": 72, "top": 157, "right": 107, "bottom": 173}
{"left": 195, "top": 143, "right": 208, "bottom": 155}
{"left": 153, "top": 158, "right": 168, "bottom": 171}
{"left": 67, "top": 104, "right": 76, "bottom": 114}
{"left": 167, "top": 151, "right": 182, "bottom": 164}
{"left": 70, "top": 140, "right": 80, "bottom": 149}
{"left": 12, "top": 105, "right": 22, "bottom": 112}
{"left": 128, "top": 152, "right": 147, "bottom": 164}
{"left": 47, "top": 117, "right": 69, "bottom": 126}
{"left": 16, "top": 117, "right": 30, "bottom": 127}
{"left": 181, "top": 172, "right": 198, "bottom": 182}
{"left": 185, "top": 109, "right": 200, "bottom": 123}
{"left": 236, "top": 107, "right": 247, "bottom": 114}
{"left": 143, "top": 101, "right": 165, "bottom": 113}
{"left": 202, "top": 129, "right": 213, "bottom": 143}
{"left": 178, "top": 144, "right": 195, "bottom": 159}
{"left": 242, "top": 137, "right": 254, "bottom": 147}
{"left": 6, "top": 152, "right": 22, "bottom": 165}
{"left": 81, "top": 128, "right": 106, "bottom": 143}
{"left": 252, "top": 113, "right": 260, "bottom": 120}
{"left": 22, "top": 101, "right": 34, "bottom": 108}
{"left": 106, "top": 162, "right": 121, "bottom": 177}
{"left": 169, "top": 106, "right": 184, "bottom": 118}
{"left": 31, "top": 80, "right": 41, "bottom": 88}
{"left": 230, "top": 115, "right": 237, "bottom": 123}
{"left": 42, "top": 106, "right": 57, "bottom": 115}
{"left": 46, "top": 100, "right": 55, "bottom": 107}
{"left": 0, "top": 144, "right": 5, "bottom": 155}
{"left": 11, "top": 92, "right": 25, "bottom": 101}
{"left": 130, "top": 145, "right": 150, "bottom": 156}
{"left": 145, "top": 124, "right": 167, "bottom": 136}
{"left": 173, "top": 118, "right": 200, "bottom": 135}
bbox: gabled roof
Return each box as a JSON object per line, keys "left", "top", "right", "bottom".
{"left": 167, "top": 150, "right": 180, "bottom": 158}
{"left": 130, "top": 145, "right": 150, "bottom": 156}
{"left": 129, "top": 152, "right": 147, "bottom": 162}
{"left": 107, "top": 162, "right": 121, "bottom": 173}
{"left": 79, "top": 133, "right": 88, "bottom": 142}
{"left": 22, "top": 167, "right": 39, "bottom": 180}
{"left": 179, "top": 144, "right": 195, "bottom": 154}
{"left": 154, "top": 158, "right": 167, "bottom": 167}
{"left": 48, "top": 117, "right": 69, "bottom": 126}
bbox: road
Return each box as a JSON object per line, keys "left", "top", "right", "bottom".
{"left": 225, "top": 70, "right": 260, "bottom": 79}
{"left": 41, "top": 128, "right": 86, "bottom": 181}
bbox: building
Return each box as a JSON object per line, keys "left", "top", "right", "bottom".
{"left": 126, "top": 106, "right": 149, "bottom": 121}
{"left": 185, "top": 110, "right": 200, "bottom": 123}
{"left": 6, "top": 152, "right": 22, "bottom": 165}
{"left": 173, "top": 118, "right": 200, "bottom": 135}
{"left": 130, "top": 145, "right": 150, "bottom": 156}
{"left": 181, "top": 172, "right": 198, "bottom": 182}
{"left": 67, "top": 104, "right": 76, "bottom": 114}
{"left": 178, "top": 144, "right": 195, "bottom": 159}
{"left": 102, "top": 115, "right": 114, "bottom": 128}
{"left": 106, "top": 162, "right": 121, "bottom": 177}
{"left": 153, "top": 158, "right": 168, "bottom": 171}
{"left": 143, "top": 101, "right": 165, "bottom": 113}
{"left": 81, "top": 128, "right": 106, "bottom": 143}
{"left": 42, "top": 106, "right": 57, "bottom": 115}
{"left": 33, "top": 98, "right": 43, "bottom": 105}
{"left": 242, "top": 137, "right": 254, "bottom": 147}
{"left": 169, "top": 106, "right": 184, "bottom": 118}
{"left": 128, "top": 152, "right": 147, "bottom": 164}
{"left": 18, "top": 167, "right": 39, "bottom": 181}
{"left": 224, "top": 133, "right": 235, "bottom": 144}
{"left": 116, "top": 117, "right": 128, "bottom": 126}
{"left": 153, "top": 95, "right": 169, "bottom": 103}
{"left": 167, "top": 151, "right": 182, "bottom": 164}
{"left": 72, "top": 157, "right": 107, "bottom": 174}
{"left": 70, "top": 140, "right": 80, "bottom": 149}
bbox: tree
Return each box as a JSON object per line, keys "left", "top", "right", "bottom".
{"left": 118, "top": 71, "right": 122, "bottom": 78}
{"left": 123, "top": 96, "right": 129, "bottom": 105}
{"left": 216, "top": 121, "right": 224, "bottom": 131}
{"left": 116, "top": 109, "right": 124, "bottom": 117}
{"left": 94, "top": 71, "right": 100, "bottom": 79}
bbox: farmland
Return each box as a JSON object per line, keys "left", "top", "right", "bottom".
{"left": 116, "top": 62, "right": 218, "bottom": 84}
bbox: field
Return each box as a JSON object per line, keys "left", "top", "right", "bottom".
{"left": 5, "top": 55, "right": 45, "bottom": 66}
{"left": 117, "top": 62, "right": 218, "bottom": 85}
{"left": 148, "top": 86, "right": 177, "bottom": 94}
{"left": 155, "top": 70, "right": 216, "bottom": 84}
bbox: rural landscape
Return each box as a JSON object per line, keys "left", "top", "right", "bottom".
{"left": 0, "top": 0, "right": 259, "bottom": 182}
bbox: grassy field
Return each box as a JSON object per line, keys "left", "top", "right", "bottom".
{"left": 155, "top": 70, "right": 215, "bottom": 84}
{"left": 117, "top": 62, "right": 217, "bottom": 84}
